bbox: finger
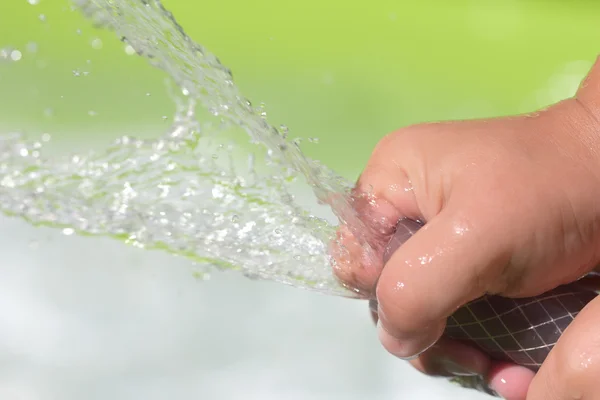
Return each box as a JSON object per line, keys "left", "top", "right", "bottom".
{"left": 409, "top": 337, "right": 534, "bottom": 399}
{"left": 527, "top": 294, "right": 600, "bottom": 400}
{"left": 409, "top": 337, "right": 491, "bottom": 378}
{"left": 330, "top": 224, "right": 380, "bottom": 295}
{"left": 487, "top": 362, "right": 535, "bottom": 400}
{"left": 376, "top": 208, "right": 504, "bottom": 359}
{"left": 330, "top": 131, "right": 424, "bottom": 295}
{"left": 410, "top": 339, "right": 533, "bottom": 399}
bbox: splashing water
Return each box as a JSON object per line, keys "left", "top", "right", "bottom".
{"left": 0, "top": 0, "right": 381, "bottom": 298}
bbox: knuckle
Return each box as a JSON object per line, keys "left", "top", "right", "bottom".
{"left": 369, "top": 124, "right": 429, "bottom": 163}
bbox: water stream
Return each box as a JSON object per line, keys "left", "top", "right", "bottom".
{"left": 0, "top": 0, "right": 383, "bottom": 298}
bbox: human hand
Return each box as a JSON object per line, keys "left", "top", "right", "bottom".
{"left": 331, "top": 57, "right": 600, "bottom": 399}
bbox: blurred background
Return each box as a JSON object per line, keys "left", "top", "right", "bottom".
{"left": 0, "top": 0, "right": 598, "bottom": 399}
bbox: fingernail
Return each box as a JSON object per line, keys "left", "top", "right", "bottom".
{"left": 487, "top": 363, "right": 535, "bottom": 400}
{"left": 377, "top": 319, "right": 440, "bottom": 360}
{"left": 439, "top": 359, "right": 479, "bottom": 377}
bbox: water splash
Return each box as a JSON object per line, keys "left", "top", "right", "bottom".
{"left": 0, "top": 0, "right": 382, "bottom": 298}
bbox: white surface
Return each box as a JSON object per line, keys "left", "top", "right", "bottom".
{"left": 0, "top": 215, "right": 493, "bottom": 400}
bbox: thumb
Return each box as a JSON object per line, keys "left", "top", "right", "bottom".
{"left": 525, "top": 294, "right": 600, "bottom": 400}
{"left": 375, "top": 209, "right": 505, "bottom": 359}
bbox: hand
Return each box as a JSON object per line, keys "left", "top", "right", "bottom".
{"left": 331, "top": 56, "right": 600, "bottom": 399}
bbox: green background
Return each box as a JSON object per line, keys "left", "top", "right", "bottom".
{"left": 0, "top": 0, "right": 599, "bottom": 179}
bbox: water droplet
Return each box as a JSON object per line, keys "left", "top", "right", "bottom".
{"left": 279, "top": 125, "right": 289, "bottom": 138}
{"left": 43, "top": 108, "right": 53, "bottom": 117}
{"left": 145, "top": 92, "right": 151, "bottom": 96}
{"left": 124, "top": 44, "right": 136, "bottom": 55}
{"left": 193, "top": 271, "right": 211, "bottom": 281}
{"left": 211, "top": 153, "right": 218, "bottom": 159}
{"left": 73, "top": 69, "right": 81, "bottom": 77}
{"left": 91, "top": 38, "right": 103, "bottom": 49}
{"left": 244, "top": 271, "right": 260, "bottom": 280}
{"left": 308, "top": 137, "right": 319, "bottom": 144}
{"left": 231, "top": 215, "right": 239, "bottom": 223}
{"left": 19, "top": 148, "right": 29, "bottom": 157}
{"left": 26, "top": 42, "right": 38, "bottom": 53}
{"left": 0, "top": 48, "right": 10, "bottom": 61}
{"left": 62, "top": 228, "right": 75, "bottom": 236}
{"left": 88, "top": 110, "right": 97, "bottom": 117}
{"left": 76, "top": 29, "right": 82, "bottom": 35}
{"left": 162, "top": 115, "right": 168, "bottom": 121}
{"left": 38, "top": 14, "right": 46, "bottom": 22}
{"left": 258, "top": 102, "right": 267, "bottom": 118}
{"left": 10, "top": 50, "right": 22, "bottom": 61}
{"left": 28, "top": 0, "right": 40, "bottom": 4}
{"left": 41, "top": 133, "right": 51, "bottom": 141}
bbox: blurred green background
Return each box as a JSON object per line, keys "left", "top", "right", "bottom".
{"left": 0, "top": 0, "right": 598, "bottom": 179}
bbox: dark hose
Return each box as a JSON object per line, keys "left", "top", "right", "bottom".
{"left": 377, "top": 218, "right": 599, "bottom": 371}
